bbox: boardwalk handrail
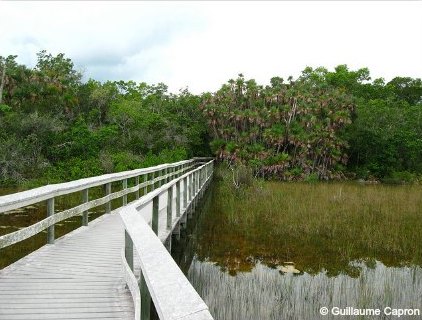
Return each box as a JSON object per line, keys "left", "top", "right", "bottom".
{"left": 0, "top": 159, "right": 205, "bottom": 249}
{"left": 120, "top": 159, "right": 214, "bottom": 320}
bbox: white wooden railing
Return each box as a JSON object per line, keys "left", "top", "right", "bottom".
{"left": 120, "top": 159, "right": 214, "bottom": 320}
{"left": 0, "top": 159, "right": 200, "bottom": 249}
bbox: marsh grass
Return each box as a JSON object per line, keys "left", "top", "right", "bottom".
{"left": 188, "top": 259, "right": 422, "bottom": 320}
{"left": 194, "top": 167, "right": 422, "bottom": 276}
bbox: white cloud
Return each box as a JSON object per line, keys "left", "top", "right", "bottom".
{"left": 1, "top": 1, "right": 421, "bottom": 93}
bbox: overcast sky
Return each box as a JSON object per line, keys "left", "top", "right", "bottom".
{"left": 1, "top": 1, "right": 421, "bottom": 93}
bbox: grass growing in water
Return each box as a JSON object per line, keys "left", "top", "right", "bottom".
{"left": 194, "top": 167, "right": 422, "bottom": 276}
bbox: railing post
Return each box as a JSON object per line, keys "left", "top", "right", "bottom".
{"left": 191, "top": 172, "right": 196, "bottom": 215}
{"left": 123, "top": 179, "right": 128, "bottom": 206}
{"left": 125, "top": 230, "right": 133, "bottom": 271}
{"left": 105, "top": 183, "right": 111, "bottom": 214}
{"left": 135, "top": 176, "right": 140, "bottom": 200}
{"left": 151, "top": 172, "right": 156, "bottom": 191}
{"left": 183, "top": 177, "right": 188, "bottom": 210}
{"left": 152, "top": 195, "right": 159, "bottom": 235}
{"left": 82, "top": 188, "right": 89, "bottom": 226}
{"left": 143, "top": 174, "right": 148, "bottom": 196}
{"left": 176, "top": 181, "right": 181, "bottom": 217}
{"left": 189, "top": 173, "right": 193, "bottom": 201}
{"left": 140, "top": 271, "right": 151, "bottom": 320}
{"left": 47, "top": 198, "right": 55, "bottom": 244}
{"left": 167, "top": 186, "right": 173, "bottom": 229}
{"left": 194, "top": 171, "right": 197, "bottom": 195}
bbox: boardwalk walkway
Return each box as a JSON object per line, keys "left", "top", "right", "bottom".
{"left": 0, "top": 213, "right": 133, "bottom": 320}
{"left": 0, "top": 159, "right": 214, "bottom": 320}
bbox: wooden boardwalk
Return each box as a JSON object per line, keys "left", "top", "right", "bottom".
{"left": 0, "top": 213, "right": 134, "bottom": 320}
{"left": 0, "top": 159, "right": 214, "bottom": 320}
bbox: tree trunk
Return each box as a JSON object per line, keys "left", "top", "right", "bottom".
{"left": 0, "top": 61, "right": 6, "bottom": 104}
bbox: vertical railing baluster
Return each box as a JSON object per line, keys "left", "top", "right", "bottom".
{"left": 189, "top": 173, "right": 193, "bottom": 201}
{"left": 167, "top": 186, "right": 173, "bottom": 229}
{"left": 135, "top": 176, "right": 140, "bottom": 200}
{"left": 82, "top": 188, "right": 89, "bottom": 226}
{"left": 140, "top": 271, "right": 151, "bottom": 320}
{"left": 176, "top": 181, "right": 181, "bottom": 217}
{"left": 123, "top": 179, "right": 128, "bottom": 206}
{"left": 151, "top": 172, "right": 155, "bottom": 191}
{"left": 183, "top": 177, "right": 188, "bottom": 210}
{"left": 105, "top": 183, "right": 111, "bottom": 214}
{"left": 194, "top": 171, "right": 197, "bottom": 196}
{"left": 143, "top": 174, "right": 148, "bottom": 196}
{"left": 47, "top": 198, "right": 55, "bottom": 244}
{"left": 125, "top": 230, "right": 133, "bottom": 271}
{"left": 152, "top": 195, "right": 159, "bottom": 234}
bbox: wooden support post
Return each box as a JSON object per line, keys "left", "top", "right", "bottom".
{"left": 143, "top": 174, "right": 148, "bottom": 196}
{"left": 140, "top": 271, "right": 151, "bottom": 320}
{"left": 167, "top": 186, "right": 173, "bottom": 230}
{"left": 151, "top": 172, "right": 155, "bottom": 191}
{"left": 176, "top": 181, "right": 181, "bottom": 217}
{"left": 181, "top": 212, "right": 188, "bottom": 227}
{"left": 162, "top": 168, "right": 166, "bottom": 185}
{"left": 125, "top": 230, "right": 133, "bottom": 271}
{"left": 122, "top": 179, "right": 128, "bottom": 206}
{"left": 152, "top": 195, "right": 159, "bottom": 235}
{"left": 164, "top": 236, "right": 172, "bottom": 252}
{"left": 194, "top": 171, "right": 197, "bottom": 196}
{"left": 47, "top": 198, "right": 55, "bottom": 244}
{"left": 173, "top": 223, "right": 181, "bottom": 240}
{"left": 135, "top": 176, "right": 140, "bottom": 200}
{"left": 82, "top": 188, "right": 89, "bottom": 226}
{"left": 189, "top": 174, "right": 193, "bottom": 201}
{"left": 183, "top": 177, "right": 188, "bottom": 210}
{"left": 105, "top": 183, "right": 111, "bottom": 214}
{"left": 199, "top": 170, "right": 202, "bottom": 198}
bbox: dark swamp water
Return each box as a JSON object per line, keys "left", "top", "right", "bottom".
{"left": 171, "top": 182, "right": 422, "bottom": 320}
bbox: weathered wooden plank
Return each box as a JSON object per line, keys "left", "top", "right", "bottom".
{"left": 0, "top": 213, "right": 133, "bottom": 320}
{"left": 0, "top": 313, "right": 129, "bottom": 320}
{"left": 0, "top": 304, "right": 134, "bottom": 312}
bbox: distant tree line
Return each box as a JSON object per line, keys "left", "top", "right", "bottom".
{"left": 203, "top": 67, "right": 422, "bottom": 182}
{"left": 0, "top": 51, "right": 210, "bottom": 186}
{"left": 0, "top": 51, "right": 421, "bottom": 185}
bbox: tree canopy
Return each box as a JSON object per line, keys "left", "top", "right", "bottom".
{"left": 0, "top": 52, "right": 421, "bottom": 185}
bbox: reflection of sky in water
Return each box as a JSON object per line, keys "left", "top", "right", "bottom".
{"left": 188, "top": 258, "right": 422, "bottom": 320}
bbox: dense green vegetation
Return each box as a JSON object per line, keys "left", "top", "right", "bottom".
{"left": 0, "top": 51, "right": 421, "bottom": 185}
{"left": 0, "top": 51, "right": 210, "bottom": 186}
{"left": 202, "top": 67, "right": 422, "bottom": 181}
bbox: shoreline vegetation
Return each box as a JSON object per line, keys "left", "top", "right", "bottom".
{"left": 192, "top": 166, "right": 422, "bottom": 277}
{"left": 0, "top": 51, "right": 421, "bottom": 188}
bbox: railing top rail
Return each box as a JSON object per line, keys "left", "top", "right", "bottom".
{"left": 121, "top": 205, "right": 213, "bottom": 320}
{"left": 120, "top": 159, "right": 214, "bottom": 320}
{"left": 0, "top": 158, "right": 207, "bottom": 214}
{"left": 134, "top": 160, "right": 213, "bottom": 213}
